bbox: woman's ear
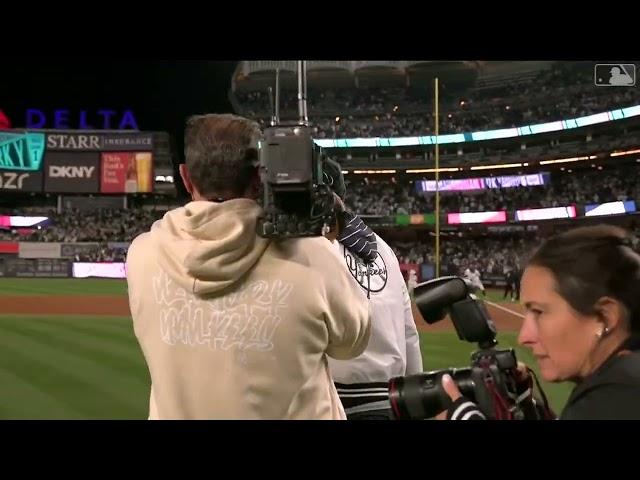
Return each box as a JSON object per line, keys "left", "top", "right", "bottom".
{"left": 594, "top": 296, "right": 627, "bottom": 334}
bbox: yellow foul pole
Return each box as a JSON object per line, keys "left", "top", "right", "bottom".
{"left": 435, "top": 78, "right": 440, "bottom": 278}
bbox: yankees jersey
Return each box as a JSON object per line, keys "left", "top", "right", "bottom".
{"left": 464, "top": 268, "right": 482, "bottom": 284}
{"left": 327, "top": 233, "right": 423, "bottom": 415}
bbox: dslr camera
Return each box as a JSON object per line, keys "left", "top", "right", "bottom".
{"left": 389, "top": 276, "right": 526, "bottom": 420}
{"left": 256, "top": 61, "right": 337, "bottom": 239}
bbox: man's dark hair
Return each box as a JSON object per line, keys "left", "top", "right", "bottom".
{"left": 528, "top": 225, "right": 640, "bottom": 335}
{"left": 184, "top": 114, "right": 261, "bottom": 199}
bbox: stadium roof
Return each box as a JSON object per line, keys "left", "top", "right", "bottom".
{"left": 231, "top": 61, "right": 558, "bottom": 91}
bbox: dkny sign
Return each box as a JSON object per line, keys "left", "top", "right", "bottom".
{"left": 44, "top": 152, "right": 100, "bottom": 193}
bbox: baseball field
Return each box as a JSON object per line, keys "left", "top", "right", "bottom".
{"left": 0, "top": 278, "right": 572, "bottom": 419}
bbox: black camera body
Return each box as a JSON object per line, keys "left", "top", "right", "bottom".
{"left": 255, "top": 61, "right": 336, "bottom": 239}
{"left": 256, "top": 123, "right": 335, "bottom": 238}
{"left": 389, "top": 276, "right": 521, "bottom": 420}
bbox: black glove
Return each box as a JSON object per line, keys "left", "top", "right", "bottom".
{"left": 446, "top": 397, "right": 486, "bottom": 420}
{"left": 337, "top": 211, "right": 378, "bottom": 264}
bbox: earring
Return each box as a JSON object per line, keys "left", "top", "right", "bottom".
{"left": 597, "top": 326, "right": 610, "bottom": 339}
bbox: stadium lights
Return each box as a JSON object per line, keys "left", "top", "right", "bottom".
{"left": 610, "top": 148, "right": 640, "bottom": 157}
{"left": 539, "top": 155, "right": 591, "bottom": 165}
{"left": 353, "top": 169, "right": 397, "bottom": 174}
{"left": 405, "top": 168, "right": 461, "bottom": 173}
{"left": 341, "top": 170, "right": 349, "bottom": 174}
{"left": 470, "top": 163, "right": 523, "bottom": 171}
{"left": 154, "top": 175, "right": 175, "bottom": 183}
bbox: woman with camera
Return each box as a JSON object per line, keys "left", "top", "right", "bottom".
{"left": 440, "top": 225, "right": 640, "bottom": 420}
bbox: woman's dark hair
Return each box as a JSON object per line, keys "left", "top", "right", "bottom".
{"left": 528, "top": 225, "right": 640, "bottom": 334}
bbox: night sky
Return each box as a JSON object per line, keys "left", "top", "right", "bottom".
{"left": 0, "top": 59, "right": 239, "bottom": 160}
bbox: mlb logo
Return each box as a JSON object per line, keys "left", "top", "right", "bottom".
{"left": 594, "top": 64, "right": 636, "bottom": 86}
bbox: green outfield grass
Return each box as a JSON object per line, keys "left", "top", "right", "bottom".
{"left": 0, "top": 315, "right": 149, "bottom": 419}
{"left": 0, "top": 278, "right": 569, "bottom": 419}
{"left": 476, "top": 288, "right": 517, "bottom": 304}
{"left": 0, "top": 313, "right": 572, "bottom": 419}
{"left": 0, "top": 278, "right": 512, "bottom": 302}
{"left": 0, "top": 278, "right": 128, "bottom": 296}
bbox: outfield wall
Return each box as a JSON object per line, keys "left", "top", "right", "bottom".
{"left": 0, "top": 241, "right": 510, "bottom": 283}
{"left": 0, "top": 256, "right": 126, "bottom": 278}
{"left": 0, "top": 241, "right": 128, "bottom": 278}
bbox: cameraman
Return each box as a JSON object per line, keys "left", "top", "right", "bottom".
{"left": 126, "top": 114, "right": 371, "bottom": 420}
{"left": 322, "top": 159, "right": 423, "bottom": 420}
{"left": 439, "top": 225, "right": 640, "bottom": 420}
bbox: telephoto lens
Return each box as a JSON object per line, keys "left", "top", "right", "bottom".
{"left": 389, "top": 368, "right": 476, "bottom": 420}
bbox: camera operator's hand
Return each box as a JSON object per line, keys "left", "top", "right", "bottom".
{"left": 513, "top": 361, "right": 557, "bottom": 420}
{"left": 516, "top": 361, "right": 530, "bottom": 383}
{"left": 435, "top": 374, "right": 486, "bottom": 420}
{"left": 442, "top": 374, "right": 462, "bottom": 402}
{"left": 514, "top": 361, "right": 535, "bottom": 397}
{"left": 435, "top": 374, "right": 462, "bottom": 419}
{"left": 332, "top": 192, "right": 346, "bottom": 214}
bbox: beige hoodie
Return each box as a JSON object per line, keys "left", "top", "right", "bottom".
{"left": 126, "top": 200, "right": 371, "bottom": 419}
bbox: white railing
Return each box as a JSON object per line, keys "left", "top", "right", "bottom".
{"left": 241, "top": 61, "right": 297, "bottom": 75}
{"left": 353, "top": 60, "right": 407, "bottom": 70}
{"left": 240, "top": 60, "right": 422, "bottom": 76}
{"left": 307, "top": 61, "right": 354, "bottom": 71}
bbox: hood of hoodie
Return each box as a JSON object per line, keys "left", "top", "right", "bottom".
{"left": 149, "top": 199, "right": 270, "bottom": 296}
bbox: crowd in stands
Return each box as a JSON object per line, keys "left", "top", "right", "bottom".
{"left": 237, "top": 66, "right": 586, "bottom": 116}
{"left": 344, "top": 164, "right": 640, "bottom": 216}
{"left": 6, "top": 208, "right": 164, "bottom": 243}
{"left": 2, "top": 165, "right": 639, "bottom": 267}
{"left": 72, "top": 244, "right": 128, "bottom": 263}
{"left": 236, "top": 65, "right": 640, "bottom": 138}
{"left": 389, "top": 219, "right": 640, "bottom": 281}
{"left": 388, "top": 235, "right": 536, "bottom": 277}
{"left": 0, "top": 208, "right": 165, "bottom": 261}
{"left": 8, "top": 166, "right": 636, "bottom": 246}
{"left": 0, "top": 211, "right": 539, "bottom": 275}
{"left": 305, "top": 88, "right": 639, "bottom": 139}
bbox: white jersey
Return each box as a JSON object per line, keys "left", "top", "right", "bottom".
{"left": 328, "top": 233, "right": 423, "bottom": 414}
{"left": 407, "top": 277, "right": 419, "bottom": 296}
{"left": 464, "top": 268, "right": 482, "bottom": 284}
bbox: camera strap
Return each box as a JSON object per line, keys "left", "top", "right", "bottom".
{"left": 526, "top": 367, "right": 555, "bottom": 419}
{"left": 484, "top": 376, "right": 513, "bottom": 420}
